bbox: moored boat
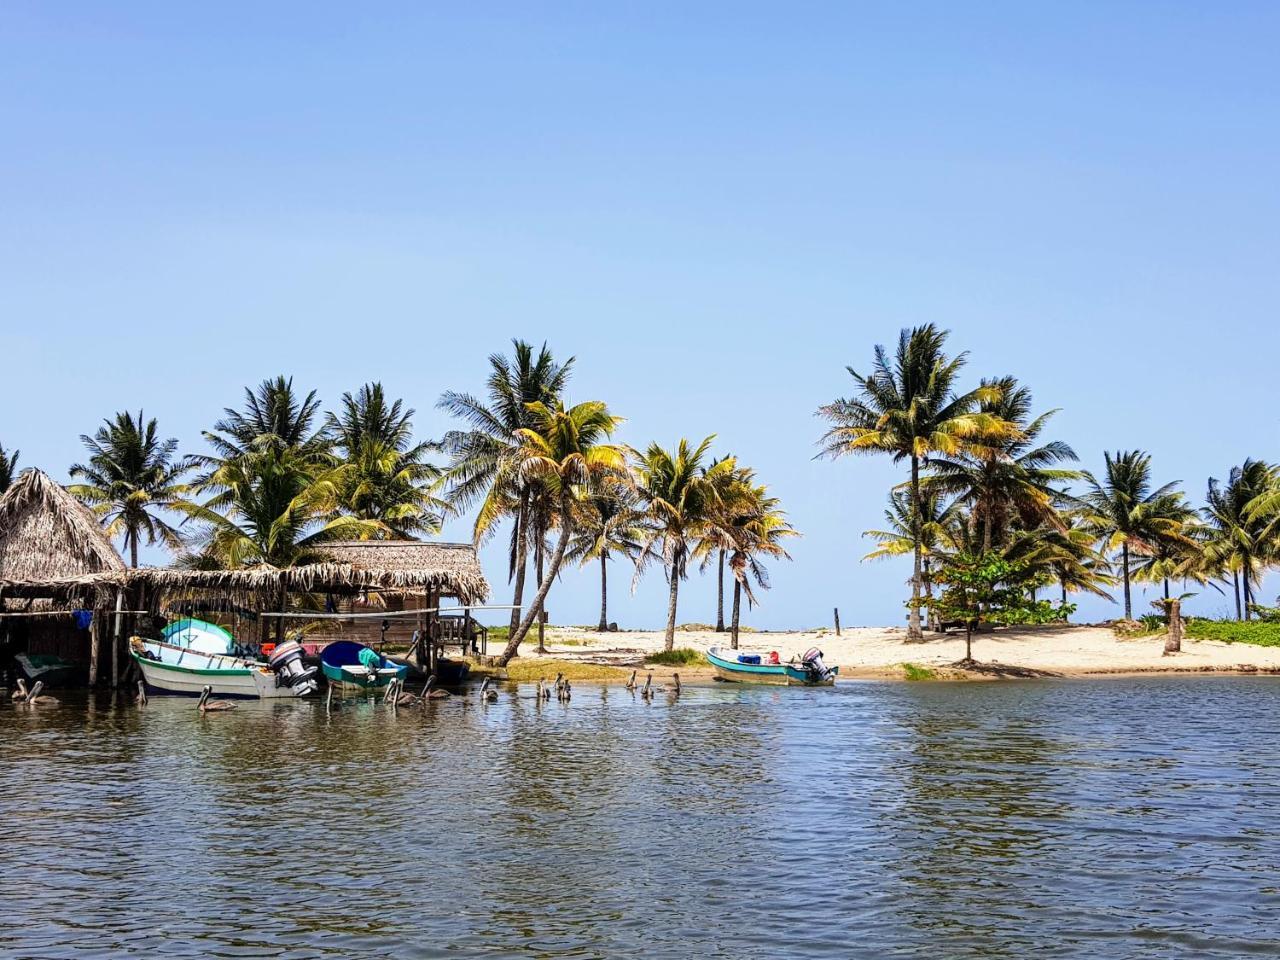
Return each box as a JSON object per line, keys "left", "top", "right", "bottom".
{"left": 320, "top": 640, "right": 407, "bottom": 692}
{"left": 706, "top": 646, "right": 838, "bottom": 686}
{"left": 131, "top": 637, "right": 306, "bottom": 699}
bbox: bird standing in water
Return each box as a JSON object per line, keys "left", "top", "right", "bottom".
{"left": 135, "top": 680, "right": 148, "bottom": 706}
{"left": 11, "top": 678, "right": 28, "bottom": 702}
{"left": 479, "top": 677, "right": 498, "bottom": 702}
{"left": 197, "top": 685, "right": 235, "bottom": 712}
{"left": 24, "top": 681, "right": 60, "bottom": 706}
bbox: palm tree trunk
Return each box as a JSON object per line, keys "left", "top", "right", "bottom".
{"left": 715, "top": 549, "right": 726, "bottom": 632}
{"left": 535, "top": 535, "right": 546, "bottom": 654}
{"left": 907, "top": 455, "right": 924, "bottom": 641}
{"left": 664, "top": 549, "right": 682, "bottom": 653}
{"left": 1061, "top": 579, "right": 1067, "bottom": 606}
{"left": 1163, "top": 578, "right": 1170, "bottom": 600}
{"left": 1242, "top": 555, "right": 1252, "bottom": 620}
{"left": 1122, "top": 543, "right": 1132, "bottom": 620}
{"left": 499, "top": 492, "right": 572, "bottom": 665}
{"left": 597, "top": 553, "right": 608, "bottom": 632}
{"left": 129, "top": 529, "right": 138, "bottom": 569}
{"left": 1233, "top": 570, "right": 1242, "bottom": 620}
{"left": 923, "top": 557, "right": 934, "bottom": 631}
{"left": 731, "top": 577, "right": 742, "bottom": 650}
{"left": 509, "top": 490, "right": 529, "bottom": 633}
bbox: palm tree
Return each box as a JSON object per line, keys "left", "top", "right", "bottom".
{"left": 68, "top": 411, "right": 195, "bottom": 567}
{"left": 0, "top": 443, "right": 18, "bottom": 492}
{"left": 1203, "top": 460, "right": 1279, "bottom": 619}
{"left": 723, "top": 474, "right": 798, "bottom": 649}
{"left": 566, "top": 477, "right": 649, "bottom": 631}
{"left": 863, "top": 488, "right": 962, "bottom": 629}
{"left": 328, "top": 383, "right": 447, "bottom": 538}
{"left": 700, "top": 455, "right": 736, "bottom": 632}
{"left": 925, "top": 376, "right": 1081, "bottom": 551}
{"left": 438, "top": 341, "right": 573, "bottom": 631}
{"left": 817, "top": 324, "right": 1015, "bottom": 640}
{"left": 495, "top": 399, "right": 625, "bottom": 665}
{"left": 633, "top": 438, "right": 737, "bottom": 652}
{"left": 1080, "top": 450, "right": 1195, "bottom": 620}
{"left": 202, "top": 375, "right": 330, "bottom": 461}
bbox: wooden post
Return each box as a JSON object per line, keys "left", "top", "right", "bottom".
{"left": 1164, "top": 598, "right": 1182, "bottom": 656}
{"left": 89, "top": 612, "right": 101, "bottom": 686}
{"left": 111, "top": 589, "right": 124, "bottom": 688}
{"left": 463, "top": 606, "right": 473, "bottom": 658}
{"left": 834, "top": 607, "right": 841, "bottom": 637}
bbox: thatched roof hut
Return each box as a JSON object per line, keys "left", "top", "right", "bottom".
{"left": 0, "top": 468, "right": 125, "bottom": 602}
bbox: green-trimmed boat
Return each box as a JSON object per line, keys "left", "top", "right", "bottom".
{"left": 707, "top": 646, "right": 838, "bottom": 686}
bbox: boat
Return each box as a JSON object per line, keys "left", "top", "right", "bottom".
{"left": 706, "top": 646, "right": 839, "bottom": 686}
{"left": 131, "top": 637, "right": 305, "bottom": 699}
{"left": 320, "top": 640, "right": 407, "bottom": 692}
{"left": 14, "top": 652, "right": 84, "bottom": 688}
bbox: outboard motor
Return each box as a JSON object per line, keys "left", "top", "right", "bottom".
{"left": 801, "top": 647, "right": 835, "bottom": 683}
{"left": 268, "top": 640, "right": 319, "bottom": 696}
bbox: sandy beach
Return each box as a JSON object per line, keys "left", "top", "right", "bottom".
{"left": 514, "top": 624, "right": 1280, "bottom": 680}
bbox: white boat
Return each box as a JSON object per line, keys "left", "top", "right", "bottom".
{"left": 130, "top": 636, "right": 306, "bottom": 699}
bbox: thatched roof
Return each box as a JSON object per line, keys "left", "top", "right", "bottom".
{"left": 126, "top": 540, "right": 490, "bottom": 606}
{"left": 0, "top": 469, "right": 125, "bottom": 603}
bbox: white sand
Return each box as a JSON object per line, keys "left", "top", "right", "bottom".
{"left": 524, "top": 624, "right": 1280, "bottom": 678}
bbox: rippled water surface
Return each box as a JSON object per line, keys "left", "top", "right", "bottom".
{"left": 3, "top": 678, "right": 1280, "bottom": 958}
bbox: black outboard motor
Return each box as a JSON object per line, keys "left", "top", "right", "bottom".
{"left": 268, "top": 640, "right": 319, "bottom": 696}
{"left": 801, "top": 647, "right": 835, "bottom": 683}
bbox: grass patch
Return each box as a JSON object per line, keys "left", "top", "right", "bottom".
{"left": 646, "top": 647, "right": 709, "bottom": 666}
{"left": 470, "top": 658, "right": 629, "bottom": 682}
{"left": 1186, "top": 620, "right": 1280, "bottom": 647}
{"left": 901, "top": 662, "right": 938, "bottom": 681}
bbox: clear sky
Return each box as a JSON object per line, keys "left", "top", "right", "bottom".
{"left": 2, "top": 3, "right": 1277, "bottom": 628}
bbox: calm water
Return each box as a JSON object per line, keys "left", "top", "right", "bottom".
{"left": 3, "top": 678, "right": 1279, "bottom": 959}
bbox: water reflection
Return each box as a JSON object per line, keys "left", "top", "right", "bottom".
{"left": 3, "top": 679, "right": 1280, "bottom": 958}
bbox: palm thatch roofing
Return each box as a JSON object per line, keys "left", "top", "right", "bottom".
{"left": 0, "top": 469, "right": 126, "bottom": 604}
{"left": 127, "top": 540, "right": 490, "bottom": 606}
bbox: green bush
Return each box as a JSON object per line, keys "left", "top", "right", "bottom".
{"left": 901, "top": 662, "right": 937, "bottom": 681}
{"left": 1185, "top": 620, "right": 1280, "bottom": 647}
{"left": 646, "top": 647, "right": 708, "bottom": 666}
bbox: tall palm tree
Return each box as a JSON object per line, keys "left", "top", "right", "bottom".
{"left": 723, "top": 474, "right": 798, "bottom": 649}
{"left": 495, "top": 399, "right": 625, "bottom": 665}
{"left": 817, "top": 324, "right": 1015, "bottom": 640}
{"left": 633, "top": 438, "right": 737, "bottom": 652}
{"left": 0, "top": 443, "right": 18, "bottom": 492}
{"left": 68, "top": 411, "right": 195, "bottom": 567}
{"left": 328, "top": 383, "right": 447, "bottom": 538}
{"left": 925, "top": 376, "right": 1081, "bottom": 551}
{"left": 863, "top": 488, "right": 962, "bottom": 629}
{"left": 1203, "top": 459, "right": 1279, "bottom": 619}
{"left": 566, "top": 477, "right": 649, "bottom": 632}
{"left": 438, "top": 341, "right": 574, "bottom": 631}
{"left": 202, "top": 375, "right": 330, "bottom": 462}
{"left": 1080, "top": 450, "right": 1195, "bottom": 620}
{"left": 700, "top": 455, "right": 736, "bottom": 632}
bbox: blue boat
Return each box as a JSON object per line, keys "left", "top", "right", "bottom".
{"left": 706, "top": 646, "right": 838, "bottom": 686}
{"left": 320, "top": 640, "right": 408, "bottom": 691}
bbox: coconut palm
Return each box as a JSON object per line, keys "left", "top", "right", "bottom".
{"left": 201, "top": 375, "right": 330, "bottom": 463}
{"left": 68, "top": 411, "right": 196, "bottom": 567}
{"left": 438, "top": 341, "right": 574, "bottom": 631}
{"left": 496, "top": 399, "right": 625, "bottom": 664}
{"left": 328, "top": 383, "right": 447, "bottom": 538}
{"left": 863, "top": 488, "right": 962, "bottom": 629}
{"left": 925, "top": 376, "right": 1081, "bottom": 551}
{"left": 1080, "top": 450, "right": 1195, "bottom": 620}
{"left": 723, "top": 474, "right": 798, "bottom": 649}
{"left": 817, "top": 324, "right": 1016, "bottom": 640}
{"left": 633, "top": 438, "right": 737, "bottom": 652}
{"left": 699, "top": 455, "right": 736, "bottom": 632}
{"left": 0, "top": 443, "right": 18, "bottom": 492}
{"left": 566, "top": 477, "right": 649, "bottom": 632}
{"left": 1203, "top": 459, "right": 1279, "bottom": 619}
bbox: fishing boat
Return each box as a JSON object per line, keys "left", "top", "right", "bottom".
{"left": 706, "top": 646, "right": 839, "bottom": 686}
{"left": 130, "top": 619, "right": 318, "bottom": 699}
{"left": 320, "top": 640, "right": 407, "bottom": 692}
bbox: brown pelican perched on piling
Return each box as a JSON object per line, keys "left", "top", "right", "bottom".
{"left": 11, "top": 678, "right": 28, "bottom": 702}
{"left": 479, "top": 677, "right": 498, "bottom": 702}
{"left": 23, "top": 681, "right": 59, "bottom": 707}
{"left": 197, "top": 685, "right": 235, "bottom": 712}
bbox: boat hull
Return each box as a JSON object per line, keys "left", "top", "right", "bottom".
{"left": 706, "top": 647, "right": 838, "bottom": 686}
{"left": 131, "top": 640, "right": 301, "bottom": 699}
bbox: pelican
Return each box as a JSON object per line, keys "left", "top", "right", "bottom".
{"left": 197, "top": 685, "right": 235, "bottom": 712}
{"left": 134, "top": 679, "right": 148, "bottom": 706}
{"left": 421, "top": 676, "right": 451, "bottom": 701}
{"left": 670, "top": 672, "right": 681, "bottom": 697}
{"left": 562, "top": 679, "right": 572, "bottom": 702}
{"left": 535, "top": 678, "right": 546, "bottom": 701}
{"left": 387, "top": 678, "right": 418, "bottom": 708}
{"left": 624, "top": 669, "right": 637, "bottom": 691}
{"left": 11, "top": 678, "right": 28, "bottom": 702}
{"left": 24, "top": 681, "right": 59, "bottom": 706}
{"left": 479, "top": 677, "right": 498, "bottom": 702}
{"left": 641, "top": 672, "right": 654, "bottom": 700}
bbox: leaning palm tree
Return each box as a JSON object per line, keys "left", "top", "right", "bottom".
{"left": 1080, "top": 450, "right": 1195, "bottom": 620}
{"left": 328, "top": 383, "right": 448, "bottom": 538}
{"left": 817, "top": 324, "right": 1015, "bottom": 640}
{"left": 68, "top": 411, "right": 196, "bottom": 567}
{"left": 566, "top": 477, "right": 649, "bottom": 632}
{"left": 1203, "top": 459, "right": 1279, "bottom": 619}
{"left": 0, "top": 443, "right": 18, "bottom": 492}
{"left": 438, "top": 341, "right": 574, "bottom": 631}
{"left": 724, "top": 475, "right": 798, "bottom": 649}
{"left": 633, "top": 438, "right": 737, "bottom": 652}
{"left": 496, "top": 399, "right": 625, "bottom": 664}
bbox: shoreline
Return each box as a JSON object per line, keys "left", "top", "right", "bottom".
{"left": 499, "top": 623, "right": 1280, "bottom": 682}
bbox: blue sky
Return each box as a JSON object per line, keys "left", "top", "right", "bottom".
{"left": 2, "top": 3, "right": 1277, "bottom": 628}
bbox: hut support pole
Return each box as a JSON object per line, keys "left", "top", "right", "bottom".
{"left": 89, "top": 614, "right": 100, "bottom": 686}
{"left": 111, "top": 589, "right": 124, "bottom": 688}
